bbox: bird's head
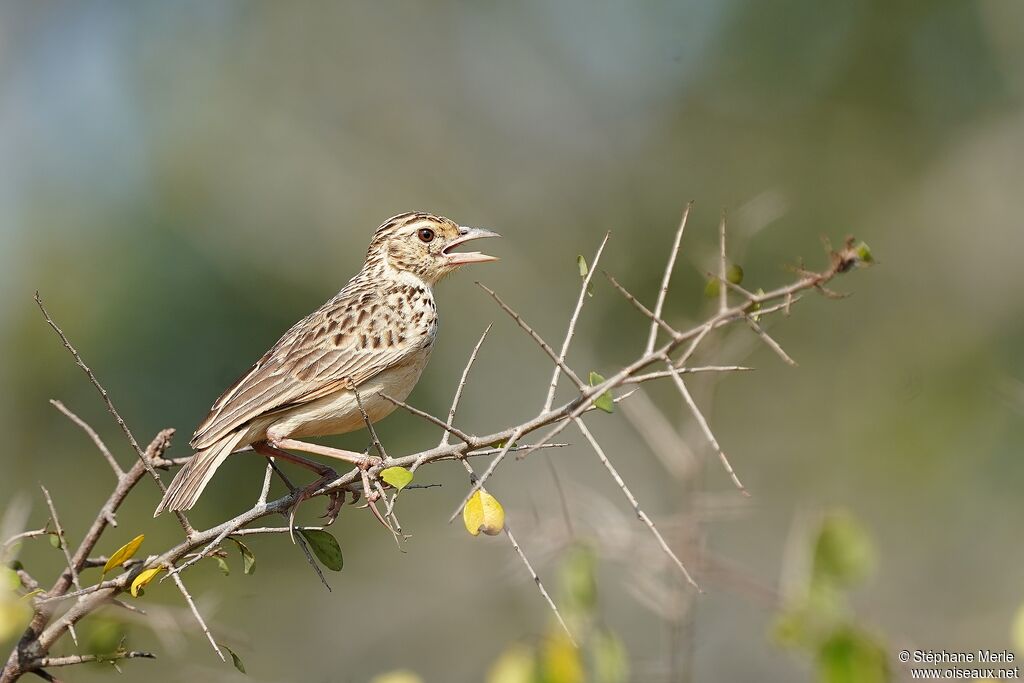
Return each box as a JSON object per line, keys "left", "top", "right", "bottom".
{"left": 367, "top": 212, "right": 500, "bottom": 285}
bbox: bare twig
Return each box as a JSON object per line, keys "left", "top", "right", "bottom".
{"left": 718, "top": 210, "right": 728, "bottom": 314}
{"left": 39, "top": 487, "right": 79, "bottom": 644}
{"left": 603, "top": 271, "right": 681, "bottom": 340}
{"left": 544, "top": 231, "right": 611, "bottom": 411}
{"left": 381, "top": 395, "right": 474, "bottom": 444}
{"left": 574, "top": 418, "right": 699, "bottom": 590}
{"left": 504, "top": 526, "right": 577, "bottom": 646}
{"left": 477, "top": 282, "right": 586, "bottom": 391}
{"left": 441, "top": 325, "right": 492, "bottom": 447}
{"left": 645, "top": 201, "right": 692, "bottom": 354}
{"left": 49, "top": 400, "right": 122, "bottom": 478}
{"left": 451, "top": 438, "right": 575, "bottom": 645}
{"left": 352, "top": 384, "right": 388, "bottom": 460}
{"left": 169, "top": 570, "right": 224, "bottom": 662}
{"left": 34, "top": 652, "right": 155, "bottom": 668}
{"left": 662, "top": 360, "right": 748, "bottom": 495}
{"left": 448, "top": 426, "right": 525, "bottom": 524}
{"left": 745, "top": 316, "right": 798, "bottom": 367}
{"left": 35, "top": 293, "right": 195, "bottom": 538}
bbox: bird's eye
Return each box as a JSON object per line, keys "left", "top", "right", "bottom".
{"left": 418, "top": 228, "right": 435, "bottom": 243}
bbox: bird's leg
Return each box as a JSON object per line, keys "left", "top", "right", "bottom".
{"left": 270, "top": 437, "right": 379, "bottom": 468}
{"left": 252, "top": 441, "right": 343, "bottom": 534}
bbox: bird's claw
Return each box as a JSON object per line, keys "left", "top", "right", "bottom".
{"left": 286, "top": 469, "right": 341, "bottom": 542}
{"left": 320, "top": 490, "right": 343, "bottom": 524}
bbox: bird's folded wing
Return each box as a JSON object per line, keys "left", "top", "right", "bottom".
{"left": 190, "top": 307, "right": 419, "bottom": 450}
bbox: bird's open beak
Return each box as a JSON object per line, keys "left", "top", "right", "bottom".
{"left": 443, "top": 226, "right": 501, "bottom": 266}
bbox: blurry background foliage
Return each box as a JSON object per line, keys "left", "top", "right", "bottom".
{"left": 2, "top": 1, "right": 1024, "bottom": 681}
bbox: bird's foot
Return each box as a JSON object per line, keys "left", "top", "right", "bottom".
{"left": 286, "top": 468, "right": 341, "bottom": 542}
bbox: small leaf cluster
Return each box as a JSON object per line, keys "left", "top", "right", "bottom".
{"left": 773, "top": 509, "right": 889, "bottom": 683}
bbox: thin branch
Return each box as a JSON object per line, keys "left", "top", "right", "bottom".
{"left": 503, "top": 526, "right": 577, "bottom": 646}
{"left": 745, "top": 316, "right": 798, "bottom": 367}
{"left": 2, "top": 528, "right": 51, "bottom": 555}
{"left": 441, "top": 325, "right": 492, "bottom": 448}
{"left": 35, "top": 293, "right": 194, "bottom": 537}
{"left": 544, "top": 231, "right": 611, "bottom": 411}
{"left": 448, "top": 426, "right": 525, "bottom": 524}
{"left": 662, "top": 360, "right": 748, "bottom": 495}
{"left": 39, "top": 486, "right": 79, "bottom": 644}
{"left": 49, "top": 400, "right": 122, "bottom": 478}
{"left": 351, "top": 384, "right": 388, "bottom": 460}
{"left": 34, "top": 652, "right": 155, "bottom": 668}
{"left": 292, "top": 528, "right": 332, "bottom": 592}
{"left": 477, "top": 282, "right": 586, "bottom": 391}
{"left": 381, "top": 395, "right": 474, "bottom": 444}
{"left": 451, "top": 439, "right": 575, "bottom": 645}
{"left": 602, "top": 271, "right": 681, "bottom": 340}
{"left": 619, "top": 389, "right": 698, "bottom": 481}
{"left": 257, "top": 460, "right": 274, "bottom": 507}
{"left": 646, "top": 201, "right": 692, "bottom": 354}
{"left": 626, "top": 366, "right": 753, "bottom": 384}
{"left": 718, "top": 210, "right": 728, "bottom": 314}
{"left": 169, "top": 570, "right": 224, "bottom": 662}
{"left": 574, "top": 418, "right": 699, "bottom": 590}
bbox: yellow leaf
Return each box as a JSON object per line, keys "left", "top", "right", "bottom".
{"left": 370, "top": 671, "right": 424, "bottom": 683}
{"left": 541, "top": 631, "right": 584, "bottom": 683}
{"left": 102, "top": 534, "right": 144, "bottom": 576}
{"left": 463, "top": 489, "right": 505, "bottom": 537}
{"left": 130, "top": 567, "right": 163, "bottom": 597}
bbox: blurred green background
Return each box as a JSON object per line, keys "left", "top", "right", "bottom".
{"left": 2, "top": 1, "right": 1024, "bottom": 681}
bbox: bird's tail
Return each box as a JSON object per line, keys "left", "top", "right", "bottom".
{"left": 154, "top": 431, "right": 246, "bottom": 516}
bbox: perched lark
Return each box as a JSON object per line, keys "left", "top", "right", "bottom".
{"left": 155, "top": 212, "right": 499, "bottom": 516}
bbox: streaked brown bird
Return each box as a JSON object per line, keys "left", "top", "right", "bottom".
{"left": 155, "top": 212, "right": 499, "bottom": 516}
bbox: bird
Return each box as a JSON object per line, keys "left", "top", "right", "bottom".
{"left": 155, "top": 212, "right": 499, "bottom": 516}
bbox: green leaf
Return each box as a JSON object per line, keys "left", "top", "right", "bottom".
{"left": 381, "top": 466, "right": 414, "bottom": 491}
{"left": 1, "top": 567, "right": 19, "bottom": 591}
{"left": 298, "top": 529, "right": 344, "bottom": 571}
{"left": 219, "top": 643, "right": 246, "bottom": 674}
{"left": 48, "top": 534, "right": 61, "bottom": 550}
{"left": 854, "top": 241, "right": 874, "bottom": 264}
{"left": 812, "top": 510, "right": 876, "bottom": 589}
{"left": 577, "top": 255, "right": 594, "bottom": 297}
{"left": 816, "top": 627, "right": 888, "bottom": 683}
{"left": 213, "top": 556, "right": 230, "bottom": 576}
{"left": 591, "top": 628, "right": 629, "bottom": 683}
{"left": 231, "top": 538, "right": 256, "bottom": 576}
{"left": 704, "top": 278, "right": 720, "bottom": 298}
{"left": 560, "top": 543, "right": 597, "bottom": 615}
{"left": 83, "top": 618, "right": 125, "bottom": 656}
{"left": 102, "top": 534, "right": 145, "bottom": 576}
{"left": 588, "top": 372, "right": 614, "bottom": 414}
{"left": 726, "top": 264, "right": 744, "bottom": 285}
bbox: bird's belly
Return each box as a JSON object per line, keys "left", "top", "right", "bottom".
{"left": 266, "top": 351, "right": 430, "bottom": 440}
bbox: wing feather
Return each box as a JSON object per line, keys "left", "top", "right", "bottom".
{"left": 190, "top": 292, "right": 422, "bottom": 449}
